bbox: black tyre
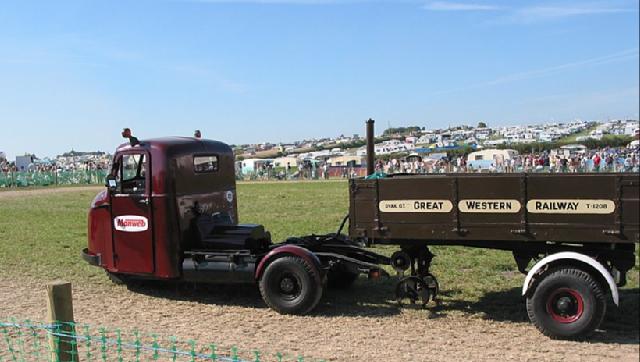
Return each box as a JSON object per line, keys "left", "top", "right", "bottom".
{"left": 259, "top": 256, "right": 323, "bottom": 315}
{"left": 326, "top": 267, "right": 359, "bottom": 289}
{"left": 526, "top": 267, "right": 606, "bottom": 339}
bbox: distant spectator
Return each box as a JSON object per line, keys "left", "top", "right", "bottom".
{"left": 592, "top": 153, "right": 601, "bottom": 172}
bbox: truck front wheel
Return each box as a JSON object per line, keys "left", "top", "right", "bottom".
{"left": 259, "top": 256, "right": 323, "bottom": 315}
{"left": 526, "top": 267, "right": 606, "bottom": 339}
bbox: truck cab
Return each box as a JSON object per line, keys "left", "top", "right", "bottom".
{"left": 84, "top": 136, "right": 260, "bottom": 278}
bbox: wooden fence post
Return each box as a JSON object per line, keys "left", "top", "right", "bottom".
{"left": 47, "top": 281, "right": 78, "bottom": 362}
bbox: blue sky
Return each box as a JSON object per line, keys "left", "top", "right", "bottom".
{"left": 0, "top": 0, "right": 638, "bottom": 159}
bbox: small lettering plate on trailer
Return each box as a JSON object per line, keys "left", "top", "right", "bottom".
{"left": 114, "top": 215, "right": 149, "bottom": 232}
{"left": 379, "top": 200, "right": 453, "bottom": 213}
{"left": 526, "top": 199, "right": 615, "bottom": 214}
{"left": 458, "top": 199, "right": 522, "bottom": 213}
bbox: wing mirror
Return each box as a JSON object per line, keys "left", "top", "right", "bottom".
{"left": 105, "top": 175, "right": 118, "bottom": 192}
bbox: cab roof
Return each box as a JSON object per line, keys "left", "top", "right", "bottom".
{"left": 116, "top": 137, "right": 233, "bottom": 158}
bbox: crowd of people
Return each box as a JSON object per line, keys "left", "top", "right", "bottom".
{"left": 3, "top": 145, "right": 639, "bottom": 187}
{"left": 376, "top": 146, "right": 639, "bottom": 175}
{"left": 239, "top": 145, "right": 639, "bottom": 181}
{"left": 237, "top": 145, "right": 640, "bottom": 181}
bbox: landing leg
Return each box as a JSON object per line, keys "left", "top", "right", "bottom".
{"left": 392, "top": 246, "right": 439, "bottom": 307}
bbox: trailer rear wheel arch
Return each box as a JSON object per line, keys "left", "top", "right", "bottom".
{"left": 522, "top": 252, "right": 618, "bottom": 306}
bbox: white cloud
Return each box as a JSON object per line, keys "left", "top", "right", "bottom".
{"left": 423, "top": 1, "right": 637, "bottom": 22}
{"left": 423, "top": 1, "right": 501, "bottom": 11}
{"left": 485, "top": 48, "right": 639, "bottom": 86}
{"left": 430, "top": 48, "right": 640, "bottom": 96}
{"left": 508, "top": 2, "right": 637, "bottom": 23}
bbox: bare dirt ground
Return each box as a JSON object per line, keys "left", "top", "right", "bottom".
{"left": 1, "top": 275, "right": 638, "bottom": 362}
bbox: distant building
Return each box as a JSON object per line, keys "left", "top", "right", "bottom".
{"left": 327, "top": 155, "right": 364, "bottom": 167}
{"left": 16, "top": 155, "right": 35, "bottom": 171}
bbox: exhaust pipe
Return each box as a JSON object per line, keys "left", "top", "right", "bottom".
{"left": 366, "top": 118, "right": 375, "bottom": 176}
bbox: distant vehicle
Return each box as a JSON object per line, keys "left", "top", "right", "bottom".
{"left": 422, "top": 152, "right": 448, "bottom": 161}
{"left": 467, "top": 149, "right": 518, "bottom": 170}
{"left": 560, "top": 144, "right": 588, "bottom": 154}
{"left": 239, "top": 158, "right": 274, "bottom": 174}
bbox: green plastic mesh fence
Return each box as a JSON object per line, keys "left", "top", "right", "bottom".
{"left": 0, "top": 319, "right": 322, "bottom": 362}
{"left": 0, "top": 171, "right": 108, "bottom": 188}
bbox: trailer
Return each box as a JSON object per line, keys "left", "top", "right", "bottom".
{"left": 82, "top": 124, "right": 639, "bottom": 339}
{"left": 349, "top": 120, "right": 639, "bottom": 338}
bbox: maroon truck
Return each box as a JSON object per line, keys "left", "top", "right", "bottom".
{"left": 83, "top": 132, "right": 389, "bottom": 316}
{"left": 83, "top": 123, "right": 639, "bottom": 339}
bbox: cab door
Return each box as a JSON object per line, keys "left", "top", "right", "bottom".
{"left": 111, "top": 151, "right": 154, "bottom": 274}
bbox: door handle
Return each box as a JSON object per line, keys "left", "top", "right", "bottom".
{"left": 138, "top": 198, "right": 149, "bottom": 205}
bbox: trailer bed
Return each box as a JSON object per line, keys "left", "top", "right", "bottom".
{"left": 349, "top": 173, "right": 640, "bottom": 245}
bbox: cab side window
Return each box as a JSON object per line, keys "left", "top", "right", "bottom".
{"left": 120, "top": 154, "right": 146, "bottom": 194}
{"left": 194, "top": 155, "right": 218, "bottom": 173}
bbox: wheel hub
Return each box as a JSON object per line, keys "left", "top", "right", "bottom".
{"left": 546, "top": 288, "right": 584, "bottom": 323}
{"left": 280, "top": 277, "right": 295, "bottom": 293}
{"left": 556, "top": 297, "right": 574, "bottom": 314}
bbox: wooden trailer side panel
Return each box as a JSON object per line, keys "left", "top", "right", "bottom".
{"left": 621, "top": 176, "right": 640, "bottom": 232}
{"left": 349, "top": 173, "right": 640, "bottom": 245}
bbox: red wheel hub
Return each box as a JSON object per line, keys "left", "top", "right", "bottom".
{"left": 546, "top": 288, "right": 584, "bottom": 323}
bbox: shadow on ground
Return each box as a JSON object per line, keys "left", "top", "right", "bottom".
{"left": 123, "top": 276, "right": 639, "bottom": 344}
{"left": 125, "top": 280, "right": 266, "bottom": 308}
{"left": 438, "top": 286, "right": 639, "bottom": 345}
{"left": 124, "top": 276, "right": 403, "bottom": 317}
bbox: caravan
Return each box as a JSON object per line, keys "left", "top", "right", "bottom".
{"left": 467, "top": 149, "right": 518, "bottom": 171}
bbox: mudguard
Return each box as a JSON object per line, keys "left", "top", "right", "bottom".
{"left": 522, "top": 251, "right": 619, "bottom": 306}
{"left": 255, "top": 245, "right": 323, "bottom": 284}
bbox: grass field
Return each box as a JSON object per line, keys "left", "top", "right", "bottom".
{"left": 0, "top": 181, "right": 638, "bottom": 325}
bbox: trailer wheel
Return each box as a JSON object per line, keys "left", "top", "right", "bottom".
{"left": 259, "top": 256, "right": 323, "bottom": 315}
{"left": 526, "top": 267, "right": 606, "bottom": 339}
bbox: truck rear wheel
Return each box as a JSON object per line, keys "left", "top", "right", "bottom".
{"left": 526, "top": 267, "right": 606, "bottom": 339}
{"left": 259, "top": 256, "right": 323, "bottom": 315}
